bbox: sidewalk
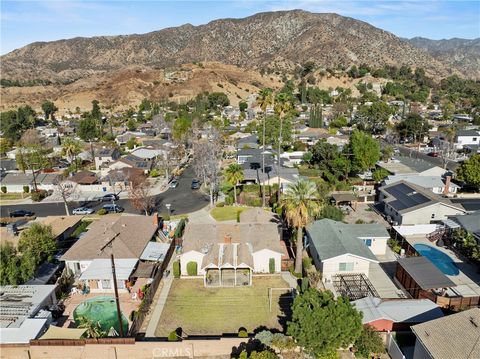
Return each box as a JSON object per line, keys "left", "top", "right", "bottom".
{"left": 187, "top": 207, "right": 215, "bottom": 223}
{"left": 144, "top": 256, "right": 177, "bottom": 337}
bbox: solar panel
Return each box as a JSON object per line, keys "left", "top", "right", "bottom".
{"left": 385, "top": 183, "right": 431, "bottom": 211}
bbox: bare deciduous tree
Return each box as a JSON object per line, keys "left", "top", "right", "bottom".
{"left": 192, "top": 127, "right": 222, "bottom": 206}
{"left": 53, "top": 177, "right": 78, "bottom": 216}
{"left": 129, "top": 174, "right": 155, "bottom": 216}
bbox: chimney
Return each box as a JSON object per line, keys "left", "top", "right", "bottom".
{"left": 444, "top": 176, "right": 451, "bottom": 196}
{"left": 153, "top": 212, "right": 159, "bottom": 227}
{"left": 224, "top": 234, "right": 232, "bottom": 244}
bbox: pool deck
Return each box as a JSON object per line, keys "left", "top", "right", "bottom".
{"left": 404, "top": 236, "right": 480, "bottom": 297}
{"left": 60, "top": 292, "right": 141, "bottom": 328}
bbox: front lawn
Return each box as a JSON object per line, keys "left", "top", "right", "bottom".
{"left": 0, "top": 192, "right": 30, "bottom": 200}
{"left": 210, "top": 206, "right": 249, "bottom": 221}
{"left": 155, "top": 276, "right": 292, "bottom": 336}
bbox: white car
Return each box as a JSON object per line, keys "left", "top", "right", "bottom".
{"left": 72, "top": 207, "right": 94, "bottom": 215}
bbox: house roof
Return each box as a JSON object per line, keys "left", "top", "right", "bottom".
{"left": 384, "top": 175, "right": 459, "bottom": 190}
{"left": 102, "top": 167, "right": 144, "bottom": 183}
{"left": 449, "top": 211, "right": 480, "bottom": 238}
{"left": 94, "top": 148, "right": 118, "bottom": 157}
{"left": 61, "top": 216, "right": 158, "bottom": 261}
{"left": 306, "top": 219, "right": 384, "bottom": 262}
{"left": 456, "top": 129, "right": 480, "bottom": 137}
{"left": 68, "top": 171, "right": 98, "bottom": 185}
{"left": 0, "top": 285, "right": 56, "bottom": 329}
{"left": 182, "top": 222, "right": 283, "bottom": 269}
{"left": 353, "top": 297, "right": 443, "bottom": 324}
{"left": 0, "top": 173, "right": 59, "bottom": 186}
{"left": 377, "top": 156, "right": 443, "bottom": 175}
{"left": 38, "top": 216, "right": 83, "bottom": 238}
{"left": 411, "top": 308, "right": 480, "bottom": 359}
{"left": 79, "top": 259, "right": 137, "bottom": 280}
{"left": 379, "top": 181, "right": 465, "bottom": 214}
{"left": 115, "top": 155, "right": 152, "bottom": 170}
{"left": 397, "top": 256, "right": 456, "bottom": 289}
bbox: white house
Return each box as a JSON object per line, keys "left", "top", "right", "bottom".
{"left": 378, "top": 181, "right": 466, "bottom": 225}
{"left": 455, "top": 129, "right": 480, "bottom": 149}
{"left": 180, "top": 212, "right": 285, "bottom": 287}
{"left": 306, "top": 219, "right": 389, "bottom": 283}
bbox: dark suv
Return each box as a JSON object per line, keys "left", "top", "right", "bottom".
{"left": 191, "top": 179, "right": 200, "bottom": 190}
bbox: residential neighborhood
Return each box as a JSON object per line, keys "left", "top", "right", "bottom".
{"left": 1, "top": 3, "right": 479, "bottom": 359}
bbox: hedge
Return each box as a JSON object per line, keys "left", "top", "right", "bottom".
{"left": 0, "top": 186, "right": 6, "bottom": 193}
{"left": 187, "top": 261, "right": 197, "bottom": 276}
{"left": 168, "top": 331, "right": 179, "bottom": 341}
{"left": 23, "top": 186, "right": 30, "bottom": 193}
{"left": 173, "top": 261, "right": 180, "bottom": 278}
{"left": 269, "top": 258, "right": 275, "bottom": 274}
{"left": 238, "top": 328, "right": 248, "bottom": 338}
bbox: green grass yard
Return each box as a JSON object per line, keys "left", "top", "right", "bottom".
{"left": 155, "top": 276, "right": 292, "bottom": 336}
{"left": 210, "top": 206, "right": 249, "bottom": 221}
{"left": 0, "top": 193, "right": 31, "bottom": 200}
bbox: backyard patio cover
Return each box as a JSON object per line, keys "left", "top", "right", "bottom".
{"left": 331, "top": 192, "right": 357, "bottom": 203}
{"left": 397, "top": 257, "right": 456, "bottom": 290}
{"left": 140, "top": 242, "right": 170, "bottom": 262}
{"left": 39, "top": 326, "right": 86, "bottom": 340}
{"left": 79, "top": 259, "right": 138, "bottom": 281}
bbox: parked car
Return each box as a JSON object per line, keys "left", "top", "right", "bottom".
{"left": 169, "top": 179, "right": 179, "bottom": 188}
{"left": 9, "top": 209, "right": 35, "bottom": 218}
{"left": 427, "top": 152, "right": 439, "bottom": 157}
{"left": 102, "top": 204, "right": 124, "bottom": 213}
{"left": 99, "top": 193, "right": 119, "bottom": 201}
{"left": 191, "top": 179, "right": 201, "bottom": 190}
{"left": 72, "top": 207, "right": 94, "bottom": 215}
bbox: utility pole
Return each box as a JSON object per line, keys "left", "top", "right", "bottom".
{"left": 100, "top": 233, "right": 124, "bottom": 337}
{"left": 277, "top": 116, "right": 283, "bottom": 203}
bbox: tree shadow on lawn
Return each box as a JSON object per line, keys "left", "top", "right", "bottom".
{"left": 277, "top": 291, "right": 294, "bottom": 331}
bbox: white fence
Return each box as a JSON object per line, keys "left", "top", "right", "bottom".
{"left": 386, "top": 332, "right": 406, "bottom": 359}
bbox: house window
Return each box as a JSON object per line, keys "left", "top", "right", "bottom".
{"left": 431, "top": 213, "right": 435, "bottom": 219}
{"left": 116, "top": 280, "right": 125, "bottom": 289}
{"left": 473, "top": 137, "right": 477, "bottom": 142}
{"left": 339, "top": 262, "right": 354, "bottom": 271}
{"left": 101, "top": 279, "right": 111, "bottom": 289}
{"left": 364, "top": 239, "right": 372, "bottom": 247}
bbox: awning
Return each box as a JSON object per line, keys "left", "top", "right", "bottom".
{"left": 80, "top": 259, "right": 137, "bottom": 281}
{"left": 131, "top": 261, "right": 157, "bottom": 278}
{"left": 39, "top": 325, "right": 86, "bottom": 340}
{"left": 140, "top": 242, "right": 170, "bottom": 262}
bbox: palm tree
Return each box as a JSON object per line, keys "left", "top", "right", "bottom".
{"left": 61, "top": 138, "right": 82, "bottom": 172}
{"left": 274, "top": 92, "right": 293, "bottom": 202}
{"left": 77, "top": 316, "right": 106, "bottom": 339}
{"left": 224, "top": 163, "right": 244, "bottom": 205}
{"left": 257, "top": 88, "right": 274, "bottom": 207}
{"left": 282, "top": 179, "right": 321, "bottom": 274}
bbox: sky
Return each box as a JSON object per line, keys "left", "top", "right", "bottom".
{"left": 1, "top": 0, "right": 479, "bottom": 55}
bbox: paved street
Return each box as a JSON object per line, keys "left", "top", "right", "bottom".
{"left": 0, "top": 166, "right": 209, "bottom": 218}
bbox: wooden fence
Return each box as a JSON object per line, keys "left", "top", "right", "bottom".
{"left": 128, "top": 239, "right": 176, "bottom": 336}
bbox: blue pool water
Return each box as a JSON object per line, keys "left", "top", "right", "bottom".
{"left": 414, "top": 244, "right": 459, "bottom": 276}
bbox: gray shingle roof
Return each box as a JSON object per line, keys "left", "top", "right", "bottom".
{"left": 450, "top": 211, "right": 480, "bottom": 238}
{"left": 397, "top": 256, "right": 456, "bottom": 289}
{"left": 306, "top": 219, "right": 385, "bottom": 261}
{"left": 379, "top": 181, "right": 465, "bottom": 214}
{"left": 411, "top": 308, "right": 480, "bottom": 359}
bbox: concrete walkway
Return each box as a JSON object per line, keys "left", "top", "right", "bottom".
{"left": 145, "top": 257, "right": 177, "bottom": 337}
{"left": 186, "top": 207, "right": 215, "bottom": 223}
{"left": 281, "top": 271, "right": 299, "bottom": 289}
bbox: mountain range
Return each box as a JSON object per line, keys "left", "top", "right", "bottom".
{"left": 1, "top": 10, "right": 478, "bottom": 110}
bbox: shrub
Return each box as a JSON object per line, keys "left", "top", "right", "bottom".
{"left": 168, "top": 330, "right": 179, "bottom": 341}
{"left": 97, "top": 208, "right": 107, "bottom": 215}
{"left": 216, "top": 202, "right": 225, "bottom": 207}
{"left": 319, "top": 205, "right": 345, "bottom": 221}
{"left": 269, "top": 258, "right": 275, "bottom": 273}
{"left": 31, "top": 190, "right": 47, "bottom": 202}
{"left": 150, "top": 168, "right": 160, "bottom": 177}
{"left": 388, "top": 239, "right": 401, "bottom": 254}
{"left": 162, "top": 212, "right": 170, "bottom": 221}
{"left": 186, "top": 261, "right": 197, "bottom": 276}
{"left": 236, "top": 210, "right": 241, "bottom": 223}
{"left": 225, "top": 196, "right": 234, "bottom": 205}
{"left": 0, "top": 186, "right": 6, "bottom": 193}
{"left": 238, "top": 328, "right": 248, "bottom": 338}
{"left": 173, "top": 261, "right": 180, "bottom": 278}
{"left": 302, "top": 257, "right": 313, "bottom": 269}
{"left": 23, "top": 186, "right": 30, "bottom": 193}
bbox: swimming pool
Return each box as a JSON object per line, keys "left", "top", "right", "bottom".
{"left": 413, "top": 244, "right": 459, "bottom": 276}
